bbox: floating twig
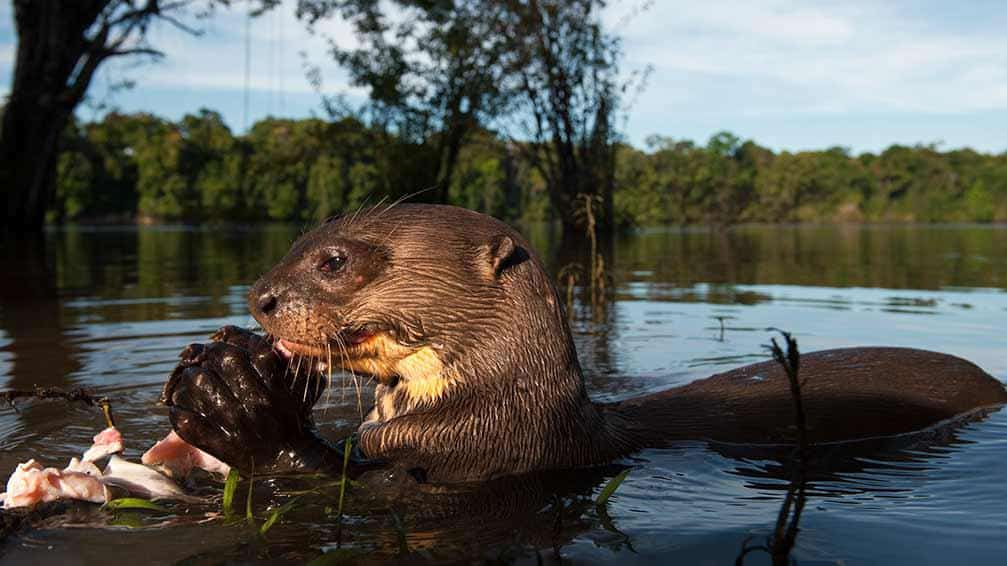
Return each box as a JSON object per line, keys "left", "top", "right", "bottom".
{"left": 0, "top": 386, "right": 108, "bottom": 408}
{"left": 0, "top": 386, "right": 116, "bottom": 427}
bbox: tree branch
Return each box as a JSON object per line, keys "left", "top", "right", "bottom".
{"left": 154, "top": 10, "right": 204, "bottom": 36}
{"left": 106, "top": 47, "right": 165, "bottom": 58}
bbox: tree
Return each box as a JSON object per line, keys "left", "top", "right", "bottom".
{"left": 52, "top": 122, "right": 97, "bottom": 222}
{"left": 500, "top": 0, "right": 621, "bottom": 236}
{"left": 613, "top": 143, "right": 662, "bottom": 226}
{"left": 182, "top": 110, "right": 244, "bottom": 218}
{"left": 644, "top": 136, "right": 705, "bottom": 224}
{"left": 694, "top": 132, "right": 755, "bottom": 227}
{"left": 297, "top": 0, "right": 624, "bottom": 235}
{"left": 297, "top": 0, "right": 510, "bottom": 203}
{"left": 1, "top": 0, "right": 276, "bottom": 231}
{"left": 134, "top": 117, "right": 191, "bottom": 220}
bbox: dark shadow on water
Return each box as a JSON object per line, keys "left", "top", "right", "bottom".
{"left": 1, "top": 224, "right": 1006, "bottom": 563}
{"left": 0, "top": 233, "right": 85, "bottom": 440}
{"left": 133, "top": 409, "right": 1004, "bottom": 564}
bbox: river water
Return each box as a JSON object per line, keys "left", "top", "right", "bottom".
{"left": 1, "top": 223, "right": 1005, "bottom": 564}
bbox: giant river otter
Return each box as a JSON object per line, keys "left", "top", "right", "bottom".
{"left": 163, "top": 204, "right": 1007, "bottom": 483}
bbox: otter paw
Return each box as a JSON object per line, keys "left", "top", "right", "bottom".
{"left": 211, "top": 325, "right": 273, "bottom": 352}
{"left": 162, "top": 339, "right": 330, "bottom": 473}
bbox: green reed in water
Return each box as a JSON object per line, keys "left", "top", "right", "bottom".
{"left": 222, "top": 468, "right": 239, "bottom": 518}
{"left": 103, "top": 498, "right": 168, "bottom": 513}
{"left": 596, "top": 469, "right": 631, "bottom": 508}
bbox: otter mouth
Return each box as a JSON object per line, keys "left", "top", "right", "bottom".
{"left": 272, "top": 326, "right": 379, "bottom": 361}
{"left": 266, "top": 323, "right": 408, "bottom": 384}
{"left": 266, "top": 323, "right": 434, "bottom": 388}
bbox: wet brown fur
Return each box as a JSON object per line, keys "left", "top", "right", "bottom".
{"left": 248, "top": 204, "right": 1007, "bottom": 482}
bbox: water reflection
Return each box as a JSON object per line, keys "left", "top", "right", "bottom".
{"left": 602, "top": 224, "right": 1007, "bottom": 290}
{"left": 0, "top": 223, "right": 1006, "bottom": 563}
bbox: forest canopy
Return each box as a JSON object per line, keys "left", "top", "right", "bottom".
{"left": 49, "top": 110, "right": 1007, "bottom": 226}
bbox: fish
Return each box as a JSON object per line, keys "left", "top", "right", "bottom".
{"left": 1, "top": 459, "right": 107, "bottom": 508}
{"left": 102, "top": 455, "right": 202, "bottom": 503}
{"left": 141, "top": 430, "right": 230, "bottom": 478}
{"left": 1, "top": 426, "right": 224, "bottom": 509}
{"left": 81, "top": 426, "right": 124, "bottom": 463}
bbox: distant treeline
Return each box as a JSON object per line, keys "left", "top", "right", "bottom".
{"left": 52, "top": 110, "right": 1007, "bottom": 226}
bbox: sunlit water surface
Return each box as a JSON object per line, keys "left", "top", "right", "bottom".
{"left": 1, "top": 223, "right": 1005, "bottom": 564}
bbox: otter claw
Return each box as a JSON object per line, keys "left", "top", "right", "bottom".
{"left": 160, "top": 364, "right": 185, "bottom": 406}
{"left": 179, "top": 342, "right": 205, "bottom": 363}
{"left": 211, "top": 325, "right": 272, "bottom": 352}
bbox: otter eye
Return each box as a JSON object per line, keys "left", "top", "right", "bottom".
{"left": 319, "top": 253, "right": 347, "bottom": 274}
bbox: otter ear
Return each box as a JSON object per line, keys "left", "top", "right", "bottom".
{"left": 477, "top": 234, "right": 526, "bottom": 280}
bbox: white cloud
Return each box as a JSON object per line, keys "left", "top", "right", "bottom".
{"left": 95, "top": 1, "right": 359, "bottom": 96}
{"left": 612, "top": 0, "right": 1007, "bottom": 116}
{"left": 3, "top": 0, "right": 1003, "bottom": 150}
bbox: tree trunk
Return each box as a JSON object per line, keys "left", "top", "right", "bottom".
{"left": 2, "top": 99, "right": 72, "bottom": 230}
{"left": 434, "top": 122, "right": 467, "bottom": 204}
{"left": 500, "top": 144, "right": 522, "bottom": 218}
{"left": 2, "top": 0, "right": 107, "bottom": 232}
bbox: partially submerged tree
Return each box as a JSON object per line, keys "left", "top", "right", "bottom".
{"left": 499, "top": 0, "right": 622, "bottom": 237}
{"left": 297, "top": 0, "right": 511, "bottom": 203}
{"left": 296, "top": 0, "right": 625, "bottom": 235}
{"left": 1, "top": 0, "right": 276, "bottom": 232}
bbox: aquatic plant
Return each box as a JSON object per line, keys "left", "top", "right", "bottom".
{"left": 736, "top": 329, "right": 809, "bottom": 566}
{"left": 222, "top": 468, "right": 240, "bottom": 518}
{"left": 103, "top": 498, "right": 169, "bottom": 513}
{"left": 595, "top": 468, "right": 631, "bottom": 508}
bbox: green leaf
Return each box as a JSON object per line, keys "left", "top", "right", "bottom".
{"left": 108, "top": 510, "right": 145, "bottom": 528}
{"left": 222, "top": 468, "right": 239, "bottom": 517}
{"left": 103, "top": 498, "right": 169, "bottom": 513}
{"left": 336, "top": 435, "right": 352, "bottom": 520}
{"left": 595, "top": 469, "right": 631, "bottom": 507}
{"left": 259, "top": 497, "right": 300, "bottom": 536}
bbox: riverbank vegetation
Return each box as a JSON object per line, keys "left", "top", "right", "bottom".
{"left": 9, "top": 1, "right": 1005, "bottom": 231}
{"left": 3, "top": 0, "right": 621, "bottom": 235}
{"left": 50, "top": 110, "right": 1007, "bottom": 226}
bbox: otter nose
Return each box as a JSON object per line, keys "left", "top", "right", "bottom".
{"left": 255, "top": 292, "right": 278, "bottom": 316}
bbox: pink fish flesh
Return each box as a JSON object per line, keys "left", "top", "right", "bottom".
{"left": 1, "top": 459, "right": 107, "bottom": 509}
{"left": 142, "top": 431, "right": 231, "bottom": 478}
{"left": 81, "top": 426, "right": 124, "bottom": 462}
{"left": 1, "top": 426, "right": 223, "bottom": 508}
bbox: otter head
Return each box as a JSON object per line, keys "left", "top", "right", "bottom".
{"left": 246, "top": 202, "right": 608, "bottom": 475}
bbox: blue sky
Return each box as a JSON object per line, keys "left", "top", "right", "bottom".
{"left": 1, "top": 0, "right": 1005, "bottom": 154}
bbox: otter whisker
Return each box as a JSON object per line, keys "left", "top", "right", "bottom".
{"left": 289, "top": 362, "right": 303, "bottom": 392}
{"left": 334, "top": 334, "right": 365, "bottom": 423}
{"left": 289, "top": 353, "right": 306, "bottom": 395}
{"left": 335, "top": 335, "right": 354, "bottom": 408}
{"left": 345, "top": 194, "right": 375, "bottom": 230}
{"left": 376, "top": 217, "right": 407, "bottom": 248}
{"left": 313, "top": 367, "right": 323, "bottom": 406}
{"left": 374, "top": 187, "right": 436, "bottom": 220}
{"left": 291, "top": 353, "right": 315, "bottom": 404}
{"left": 279, "top": 342, "right": 295, "bottom": 388}
{"left": 322, "top": 342, "right": 335, "bottom": 414}
{"left": 352, "top": 371, "right": 364, "bottom": 423}
{"left": 264, "top": 331, "right": 300, "bottom": 393}
{"left": 369, "top": 194, "right": 390, "bottom": 215}
{"left": 334, "top": 337, "right": 348, "bottom": 404}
